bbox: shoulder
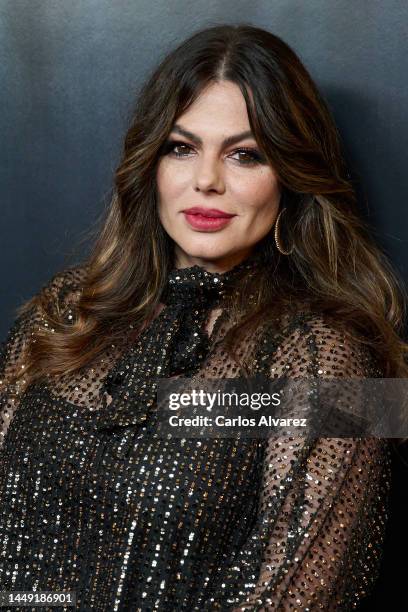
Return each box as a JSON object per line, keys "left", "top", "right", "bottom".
{"left": 38, "top": 264, "right": 88, "bottom": 303}
{"left": 1, "top": 265, "right": 88, "bottom": 384}
{"left": 0, "top": 265, "right": 87, "bottom": 360}
{"left": 258, "top": 308, "right": 382, "bottom": 378}
{"left": 17, "top": 264, "right": 88, "bottom": 323}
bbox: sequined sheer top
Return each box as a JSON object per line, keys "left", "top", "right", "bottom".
{"left": 0, "top": 256, "right": 391, "bottom": 611}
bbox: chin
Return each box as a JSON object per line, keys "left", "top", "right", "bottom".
{"left": 177, "top": 240, "right": 234, "bottom": 260}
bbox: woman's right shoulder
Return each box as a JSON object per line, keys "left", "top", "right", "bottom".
{"left": 17, "top": 263, "right": 89, "bottom": 323}
{"left": 1, "top": 265, "right": 89, "bottom": 385}
{"left": 40, "top": 264, "right": 88, "bottom": 301}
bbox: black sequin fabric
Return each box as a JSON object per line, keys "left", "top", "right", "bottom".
{"left": 0, "top": 254, "right": 391, "bottom": 611}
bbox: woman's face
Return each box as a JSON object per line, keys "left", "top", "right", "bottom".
{"left": 156, "top": 80, "right": 281, "bottom": 272}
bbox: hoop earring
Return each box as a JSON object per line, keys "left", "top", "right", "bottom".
{"left": 274, "top": 208, "right": 294, "bottom": 255}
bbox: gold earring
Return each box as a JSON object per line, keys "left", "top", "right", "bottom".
{"left": 274, "top": 208, "right": 294, "bottom": 255}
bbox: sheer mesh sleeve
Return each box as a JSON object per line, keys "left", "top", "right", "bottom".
{"left": 202, "top": 314, "right": 391, "bottom": 611}
{"left": 0, "top": 267, "right": 85, "bottom": 449}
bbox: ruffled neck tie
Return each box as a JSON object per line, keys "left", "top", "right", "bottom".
{"left": 159, "top": 256, "right": 257, "bottom": 375}
{"left": 97, "top": 250, "right": 262, "bottom": 457}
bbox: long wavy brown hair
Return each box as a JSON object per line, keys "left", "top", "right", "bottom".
{"left": 11, "top": 23, "right": 408, "bottom": 392}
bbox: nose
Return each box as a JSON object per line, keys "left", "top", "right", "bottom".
{"left": 193, "top": 152, "right": 225, "bottom": 193}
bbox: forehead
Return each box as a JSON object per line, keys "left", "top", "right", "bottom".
{"left": 175, "top": 81, "right": 251, "bottom": 132}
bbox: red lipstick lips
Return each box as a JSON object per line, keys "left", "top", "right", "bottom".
{"left": 182, "top": 207, "right": 236, "bottom": 231}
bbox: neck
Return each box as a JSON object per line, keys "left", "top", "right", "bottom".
{"left": 174, "top": 246, "right": 254, "bottom": 274}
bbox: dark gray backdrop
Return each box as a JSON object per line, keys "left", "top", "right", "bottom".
{"left": 1, "top": 2, "right": 407, "bottom": 606}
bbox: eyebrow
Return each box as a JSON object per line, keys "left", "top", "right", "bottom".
{"left": 171, "top": 124, "right": 255, "bottom": 148}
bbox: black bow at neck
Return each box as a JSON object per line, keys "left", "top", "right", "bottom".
{"left": 160, "top": 250, "right": 263, "bottom": 309}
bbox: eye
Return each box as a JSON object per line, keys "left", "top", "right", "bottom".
{"left": 230, "top": 147, "right": 264, "bottom": 165}
{"left": 160, "top": 139, "right": 265, "bottom": 165}
{"left": 161, "top": 139, "right": 194, "bottom": 157}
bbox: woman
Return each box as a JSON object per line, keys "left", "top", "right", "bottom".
{"left": 0, "top": 24, "right": 407, "bottom": 611}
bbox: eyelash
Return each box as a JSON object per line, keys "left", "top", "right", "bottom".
{"left": 161, "top": 140, "right": 264, "bottom": 165}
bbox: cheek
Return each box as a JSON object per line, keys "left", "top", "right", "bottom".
{"left": 156, "top": 163, "right": 170, "bottom": 199}
{"left": 156, "top": 164, "right": 177, "bottom": 220}
{"left": 234, "top": 171, "right": 280, "bottom": 214}
{"left": 157, "top": 161, "right": 189, "bottom": 198}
